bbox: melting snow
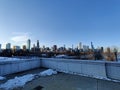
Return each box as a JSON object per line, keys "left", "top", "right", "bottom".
{"left": 0, "top": 74, "right": 34, "bottom": 90}
{"left": 0, "top": 69, "right": 57, "bottom": 90}
{"left": 39, "top": 69, "right": 57, "bottom": 76}
{"left": 0, "top": 57, "right": 22, "bottom": 62}
{"left": 0, "top": 76, "right": 5, "bottom": 80}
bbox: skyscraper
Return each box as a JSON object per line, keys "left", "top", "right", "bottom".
{"left": 37, "top": 40, "right": 39, "bottom": 49}
{"left": 83, "top": 45, "right": 89, "bottom": 51}
{"left": 78, "top": 42, "right": 82, "bottom": 50}
{"left": 63, "top": 44, "right": 66, "bottom": 50}
{"left": 6, "top": 43, "right": 11, "bottom": 49}
{"left": 27, "top": 39, "right": 31, "bottom": 51}
{"left": 91, "top": 42, "right": 94, "bottom": 51}
{"left": 52, "top": 45, "right": 57, "bottom": 51}
{"left": 0, "top": 44, "right": 1, "bottom": 52}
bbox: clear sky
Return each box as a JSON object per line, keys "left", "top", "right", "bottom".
{"left": 0, "top": 0, "right": 120, "bottom": 49}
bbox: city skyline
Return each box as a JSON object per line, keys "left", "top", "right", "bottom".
{"left": 1, "top": 0, "right": 120, "bottom": 48}
{"left": 0, "top": 39, "right": 118, "bottom": 52}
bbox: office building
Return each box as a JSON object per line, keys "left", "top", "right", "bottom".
{"left": 83, "top": 45, "right": 89, "bottom": 51}
{"left": 13, "top": 46, "right": 21, "bottom": 51}
{"left": 72, "top": 44, "right": 74, "bottom": 50}
{"left": 6, "top": 43, "right": 11, "bottom": 49}
{"left": 37, "top": 40, "right": 39, "bottom": 49}
{"left": 0, "top": 44, "right": 1, "bottom": 52}
{"left": 91, "top": 42, "right": 94, "bottom": 51}
{"left": 78, "top": 42, "right": 82, "bottom": 50}
{"left": 52, "top": 45, "right": 57, "bottom": 51}
{"left": 63, "top": 44, "right": 66, "bottom": 50}
{"left": 27, "top": 39, "right": 31, "bottom": 51}
{"left": 23, "top": 45, "right": 27, "bottom": 51}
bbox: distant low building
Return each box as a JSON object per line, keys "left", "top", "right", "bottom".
{"left": 22, "top": 45, "right": 27, "bottom": 51}
{"left": 13, "top": 46, "right": 21, "bottom": 51}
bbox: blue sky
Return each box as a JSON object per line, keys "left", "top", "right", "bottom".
{"left": 0, "top": 0, "right": 120, "bottom": 48}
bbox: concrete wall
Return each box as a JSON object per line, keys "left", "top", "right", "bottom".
{"left": 41, "top": 58, "right": 107, "bottom": 78}
{"left": 41, "top": 58, "right": 120, "bottom": 81}
{"left": 1, "top": 57, "right": 120, "bottom": 81}
{"left": 106, "top": 62, "right": 120, "bottom": 80}
{"left": 0, "top": 59, "right": 41, "bottom": 76}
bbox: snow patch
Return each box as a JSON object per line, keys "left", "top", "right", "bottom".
{"left": 0, "top": 74, "right": 34, "bottom": 90}
{"left": 0, "top": 69, "right": 58, "bottom": 90}
{"left": 0, "top": 76, "right": 5, "bottom": 80}
{"left": 63, "top": 71, "right": 120, "bottom": 83}
{"left": 0, "top": 58, "right": 22, "bottom": 62}
{"left": 39, "top": 69, "right": 57, "bottom": 76}
{"left": 55, "top": 54, "right": 68, "bottom": 58}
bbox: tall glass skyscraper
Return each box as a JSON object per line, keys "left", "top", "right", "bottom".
{"left": 27, "top": 39, "right": 31, "bottom": 51}
{"left": 37, "top": 40, "right": 39, "bottom": 49}
{"left": 91, "top": 42, "right": 94, "bottom": 51}
{"left": 0, "top": 44, "right": 1, "bottom": 52}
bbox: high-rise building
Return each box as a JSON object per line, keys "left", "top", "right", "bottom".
{"left": 63, "top": 44, "right": 66, "bottom": 50}
{"left": 91, "top": 42, "right": 94, "bottom": 51}
{"left": 101, "top": 47, "right": 104, "bottom": 52}
{"left": 6, "top": 43, "right": 11, "bottom": 49}
{"left": 0, "top": 44, "right": 1, "bottom": 52}
{"left": 33, "top": 44, "right": 35, "bottom": 48}
{"left": 78, "top": 42, "right": 82, "bottom": 50}
{"left": 52, "top": 45, "right": 57, "bottom": 51}
{"left": 83, "top": 45, "right": 89, "bottom": 51}
{"left": 72, "top": 44, "right": 74, "bottom": 50}
{"left": 27, "top": 39, "right": 31, "bottom": 51}
{"left": 33, "top": 44, "right": 35, "bottom": 52}
{"left": 37, "top": 40, "right": 39, "bottom": 49}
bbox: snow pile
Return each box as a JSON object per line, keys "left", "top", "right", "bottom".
{"left": 0, "top": 58, "right": 21, "bottom": 62}
{"left": 0, "top": 57, "right": 30, "bottom": 62}
{"left": 55, "top": 54, "right": 68, "bottom": 58}
{"left": 0, "top": 69, "right": 57, "bottom": 90}
{"left": 0, "top": 76, "right": 5, "bottom": 80}
{"left": 0, "top": 57, "right": 7, "bottom": 60}
{"left": 0, "top": 74, "right": 34, "bottom": 90}
{"left": 39, "top": 69, "right": 57, "bottom": 76}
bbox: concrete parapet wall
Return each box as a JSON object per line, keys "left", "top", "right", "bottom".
{"left": 1, "top": 57, "right": 120, "bottom": 81}
{"left": 42, "top": 58, "right": 120, "bottom": 80}
{"left": 81, "top": 61, "right": 106, "bottom": 78}
{"left": 106, "top": 62, "right": 120, "bottom": 80}
{"left": 0, "top": 59, "right": 41, "bottom": 76}
{"left": 41, "top": 58, "right": 107, "bottom": 78}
